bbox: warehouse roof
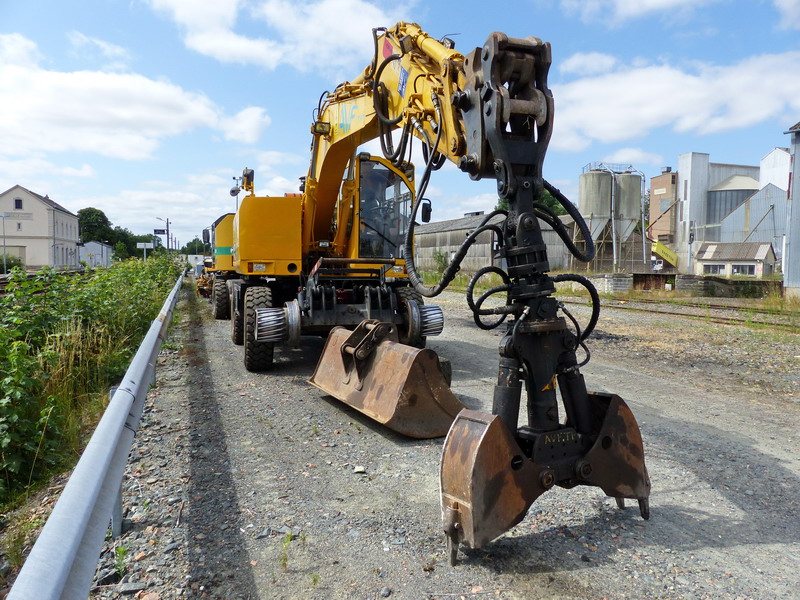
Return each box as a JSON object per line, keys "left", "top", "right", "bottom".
{"left": 695, "top": 242, "right": 775, "bottom": 262}
{"left": 416, "top": 211, "right": 563, "bottom": 234}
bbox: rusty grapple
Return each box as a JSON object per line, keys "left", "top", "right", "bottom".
{"left": 310, "top": 320, "right": 465, "bottom": 439}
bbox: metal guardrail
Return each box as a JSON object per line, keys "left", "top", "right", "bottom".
{"left": 9, "top": 271, "right": 186, "bottom": 600}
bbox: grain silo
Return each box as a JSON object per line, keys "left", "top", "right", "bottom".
{"left": 578, "top": 170, "right": 612, "bottom": 241}
{"left": 615, "top": 172, "right": 642, "bottom": 242}
{"left": 573, "top": 163, "right": 647, "bottom": 273}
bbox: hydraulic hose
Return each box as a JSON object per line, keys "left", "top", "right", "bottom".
{"left": 552, "top": 273, "right": 600, "bottom": 341}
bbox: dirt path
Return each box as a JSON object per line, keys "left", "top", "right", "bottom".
{"left": 89, "top": 286, "right": 800, "bottom": 600}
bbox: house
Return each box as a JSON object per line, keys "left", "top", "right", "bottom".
{"left": 79, "top": 241, "right": 113, "bottom": 267}
{"left": 0, "top": 185, "right": 80, "bottom": 270}
{"left": 693, "top": 242, "right": 776, "bottom": 278}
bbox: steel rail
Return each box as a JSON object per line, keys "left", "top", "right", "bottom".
{"left": 8, "top": 271, "right": 186, "bottom": 600}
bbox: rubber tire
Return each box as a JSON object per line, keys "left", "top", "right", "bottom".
{"left": 212, "top": 279, "right": 230, "bottom": 320}
{"left": 231, "top": 289, "right": 244, "bottom": 346}
{"left": 396, "top": 286, "right": 426, "bottom": 348}
{"left": 244, "top": 286, "right": 275, "bottom": 371}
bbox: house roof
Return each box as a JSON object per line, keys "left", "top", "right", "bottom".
{"left": 708, "top": 175, "right": 760, "bottom": 192}
{"left": 1, "top": 184, "right": 76, "bottom": 216}
{"left": 695, "top": 242, "right": 775, "bottom": 262}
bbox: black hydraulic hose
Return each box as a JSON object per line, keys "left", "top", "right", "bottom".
{"left": 373, "top": 55, "right": 403, "bottom": 126}
{"left": 552, "top": 273, "right": 599, "bottom": 341}
{"left": 543, "top": 179, "right": 595, "bottom": 263}
{"left": 466, "top": 265, "right": 516, "bottom": 330}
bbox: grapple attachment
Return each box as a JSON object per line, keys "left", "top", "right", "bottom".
{"left": 309, "top": 320, "right": 465, "bottom": 438}
{"left": 440, "top": 394, "right": 650, "bottom": 564}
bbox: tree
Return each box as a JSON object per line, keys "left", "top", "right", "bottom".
{"left": 77, "top": 207, "right": 114, "bottom": 243}
{"left": 494, "top": 188, "right": 566, "bottom": 216}
{"left": 181, "top": 237, "right": 209, "bottom": 255}
{"left": 113, "top": 241, "right": 129, "bottom": 260}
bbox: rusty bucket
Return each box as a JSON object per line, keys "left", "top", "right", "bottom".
{"left": 309, "top": 320, "right": 465, "bottom": 438}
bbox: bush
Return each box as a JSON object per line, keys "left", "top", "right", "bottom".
{"left": 0, "top": 256, "right": 182, "bottom": 502}
{"left": 0, "top": 255, "right": 24, "bottom": 274}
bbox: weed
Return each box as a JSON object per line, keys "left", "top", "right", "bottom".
{"left": 310, "top": 573, "right": 320, "bottom": 586}
{"left": 312, "top": 423, "right": 319, "bottom": 436}
{"left": 114, "top": 544, "right": 128, "bottom": 578}
{"left": 278, "top": 531, "right": 293, "bottom": 571}
{"left": 2, "top": 515, "right": 43, "bottom": 569}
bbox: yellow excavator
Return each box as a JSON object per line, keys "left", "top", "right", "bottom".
{"left": 296, "top": 22, "right": 651, "bottom": 564}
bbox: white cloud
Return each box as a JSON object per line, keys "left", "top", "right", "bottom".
{"left": 0, "top": 34, "right": 270, "bottom": 161}
{"left": 560, "top": 52, "right": 618, "bottom": 76}
{"left": 221, "top": 107, "right": 272, "bottom": 144}
{"left": 560, "top": 0, "right": 717, "bottom": 22}
{"left": 774, "top": 0, "right": 800, "bottom": 29}
{"left": 601, "top": 148, "right": 664, "bottom": 166}
{"left": 0, "top": 33, "right": 41, "bottom": 66}
{"left": 67, "top": 31, "right": 131, "bottom": 63}
{"left": 146, "top": 0, "right": 399, "bottom": 77}
{"left": 551, "top": 52, "right": 800, "bottom": 152}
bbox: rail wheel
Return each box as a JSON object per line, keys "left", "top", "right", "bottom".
{"left": 244, "top": 286, "right": 275, "bottom": 371}
{"left": 396, "top": 286, "right": 426, "bottom": 348}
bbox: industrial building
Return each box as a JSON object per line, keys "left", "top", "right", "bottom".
{"left": 660, "top": 149, "right": 792, "bottom": 275}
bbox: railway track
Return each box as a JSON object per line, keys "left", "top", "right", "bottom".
{"left": 560, "top": 295, "right": 800, "bottom": 333}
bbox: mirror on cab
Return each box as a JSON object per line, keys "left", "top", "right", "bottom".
{"left": 420, "top": 199, "right": 432, "bottom": 223}
{"left": 202, "top": 228, "right": 210, "bottom": 245}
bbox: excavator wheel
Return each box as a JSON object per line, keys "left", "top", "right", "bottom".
{"left": 212, "top": 279, "right": 230, "bottom": 320}
{"left": 396, "top": 286, "right": 426, "bottom": 349}
{"left": 244, "top": 286, "right": 275, "bottom": 371}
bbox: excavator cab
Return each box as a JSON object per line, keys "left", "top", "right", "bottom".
{"left": 357, "top": 158, "right": 413, "bottom": 260}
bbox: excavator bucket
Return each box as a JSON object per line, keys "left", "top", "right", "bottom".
{"left": 441, "top": 394, "right": 650, "bottom": 564}
{"left": 309, "top": 320, "right": 465, "bottom": 438}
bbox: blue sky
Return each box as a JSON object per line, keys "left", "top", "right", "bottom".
{"left": 2, "top": 0, "right": 799, "bottom": 248}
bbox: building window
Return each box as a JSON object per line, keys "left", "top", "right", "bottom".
{"left": 731, "top": 264, "right": 755, "bottom": 276}
{"left": 703, "top": 264, "right": 726, "bottom": 275}
{"left": 14, "top": 198, "right": 23, "bottom": 210}
{"left": 17, "top": 222, "right": 21, "bottom": 231}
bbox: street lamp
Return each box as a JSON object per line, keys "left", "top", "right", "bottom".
{"left": 0, "top": 213, "right": 10, "bottom": 274}
{"left": 156, "top": 217, "right": 171, "bottom": 253}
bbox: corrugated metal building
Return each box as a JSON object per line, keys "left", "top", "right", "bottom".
{"left": 718, "top": 184, "right": 787, "bottom": 258}
{"left": 413, "top": 212, "right": 569, "bottom": 274}
{"left": 785, "top": 122, "right": 800, "bottom": 298}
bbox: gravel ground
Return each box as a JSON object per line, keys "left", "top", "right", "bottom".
{"left": 80, "top": 282, "right": 799, "bottom": 600}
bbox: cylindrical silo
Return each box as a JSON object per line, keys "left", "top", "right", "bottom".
{"left": 579, "top": 170, "right": 612, "bottom": 241}
{"left": 615, "top": 172, "right": 642, "bottom": 242}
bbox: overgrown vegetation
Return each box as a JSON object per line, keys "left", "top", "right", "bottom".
{"left": 0, "top": 256, "right": 182, "bottom": 504}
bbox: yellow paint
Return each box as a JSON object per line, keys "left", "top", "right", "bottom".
{"left": 233, "top": 194, "right": 302, "bottom": 276}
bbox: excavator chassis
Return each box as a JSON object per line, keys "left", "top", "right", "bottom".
{"left": 310, "top": 320, "right": 464, "bottom": 438}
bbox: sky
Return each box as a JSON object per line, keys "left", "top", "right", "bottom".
{"left": 2, "top": 0, "right": 800, "bottom": 249}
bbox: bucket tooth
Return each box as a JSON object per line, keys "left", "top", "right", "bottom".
{"left": 309, "top": 322, "right": 465, "bottom": 438}
{"left": 440, "top": 409, "right": 550, "bottom": 551}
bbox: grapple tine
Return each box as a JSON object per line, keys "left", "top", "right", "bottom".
{"left": 583, "top": 392, "right": 651, "bottom": 502}
{"left": 310, "top": 322, "right": 465, "bottom": 438}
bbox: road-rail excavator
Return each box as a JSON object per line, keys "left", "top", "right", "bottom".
{"left": 291, "top": 22, "right": 652, "bottom": 564}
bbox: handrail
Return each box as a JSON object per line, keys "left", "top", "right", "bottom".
{"left": 9, "top": 271, "right": 186, "bottom": 600}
